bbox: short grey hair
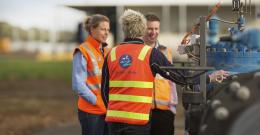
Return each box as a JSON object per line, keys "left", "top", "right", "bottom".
{"left": 119, "top": 9, "right": 147, "bottom": 38}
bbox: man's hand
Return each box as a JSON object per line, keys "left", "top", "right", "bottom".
{"left": 209, "top": 70, "right": 229, "bottom": 83}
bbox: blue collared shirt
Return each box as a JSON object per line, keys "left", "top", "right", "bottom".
{"left": 72, "top": 51, "right": 97, "bottom": 105}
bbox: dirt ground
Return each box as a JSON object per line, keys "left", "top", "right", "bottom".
{"left": 0, "top": 78, "right": 185, "bottom": 135}
{"left": 0, "top": 79, "right": 78, "bottom": 135}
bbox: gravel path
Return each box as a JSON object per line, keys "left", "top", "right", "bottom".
{"left": 33, "top": 123, "right": 80, "bottom": 135}
{"left": 33, "top": 120, "right": 184, "bottom": 135}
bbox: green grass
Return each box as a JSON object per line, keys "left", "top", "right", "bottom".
{"left": 0, "top": 59, "right": 72, "bottom": 81}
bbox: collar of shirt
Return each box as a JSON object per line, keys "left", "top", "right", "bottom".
{"left": 146, "top": 41, "right": 160, "bottom": 49}
{"left": 156, "top": 42, "right": 167, "bottom": 50}
{"left": 99, "top": 46, "right": 104, "bottom": 57}
{"left": 121, "top": 38, "right": 144, "bottom": 45}
{"left": 154, "top": 41, "right": 159, "bottom": 49}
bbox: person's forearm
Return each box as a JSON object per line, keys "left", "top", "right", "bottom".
{"left": 72, "top": 52, "right": 97, "bottom": 105}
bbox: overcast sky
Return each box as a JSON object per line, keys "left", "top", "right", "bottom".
{"left": 0, "top": 0, "right": 259, "bottom": 31}
{"left": 0, "top": 0, "right": 86, "bottom": 31}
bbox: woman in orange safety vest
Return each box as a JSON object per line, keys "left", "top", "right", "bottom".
{"left": 72, "top": 14, "right": 110, "bottom": 135}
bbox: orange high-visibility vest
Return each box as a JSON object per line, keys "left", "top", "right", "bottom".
{"left": 74, "top": 36, "right": 107, "bottom": 115}
{"left": 152, "top": 47, "right": 178, "bottom": 113}
{"left": 106, "top": 44, "right": 154, "bottom": 125}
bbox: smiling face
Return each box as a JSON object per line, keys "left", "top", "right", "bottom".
{"left": 144, "top": 20, "right": 160, "bottom": 47}
{"left": 90, "top": 21, "right": 110, "bottom": 43}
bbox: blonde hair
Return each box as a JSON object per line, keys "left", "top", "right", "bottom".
{"left": 119, "top": 9, "right": 147, "bottom": 38}
{"left": 84, "top": 14, "right": 110, "bottom": 34}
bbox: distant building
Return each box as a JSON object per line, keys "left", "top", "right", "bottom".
{"left": 68, "top": 0, "right": 260, "bottom": 43}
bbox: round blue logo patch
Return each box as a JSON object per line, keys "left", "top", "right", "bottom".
{"left": 119, "top": 54, "right": 132, "bottom": 68}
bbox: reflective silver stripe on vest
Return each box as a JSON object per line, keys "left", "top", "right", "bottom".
{"left": 82, "top": 43, "right": 101, "bottom": 76}
{"left": 154, "top": 99, "right": 177, "bottom": 114}
{"left": 87, "top": 70, "right": 97, "bottom": 77}
{"left": 154, "top": 99, "right": 169, "bottom": 106}
{"left": 86, "top": 83, "right": 101, "bottom": 90}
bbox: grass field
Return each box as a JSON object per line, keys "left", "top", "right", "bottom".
{"left": 0, "top": 58, "right": 78, "bottom": 135}
{"left": 0, "top": 59, "right": 71, "bottom": 81}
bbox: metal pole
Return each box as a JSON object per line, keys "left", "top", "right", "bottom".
{"left": 200, "top": 16, "right": 207, "bottom": 103}
{"left": 116, "top": 6, "right": 124, "bottom": 43}
{"left": 162, "top": 5, "right": 171, "bottom": 32}
{"left": 179, "top": 5, "right": 187, "bottom": 34}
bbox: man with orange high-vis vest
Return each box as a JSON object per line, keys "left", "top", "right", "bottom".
{"left": 143, "top": 13, "right": 178, "bottom": 135}
{"left": 72, "top": 14, "right": 110, "bottom": 135}
{"left": 101, "top": 9, "right": 188, "bottom": 135}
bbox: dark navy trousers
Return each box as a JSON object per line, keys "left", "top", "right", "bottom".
{"left": 78, "top": 109, "right": 108, "bottom": 135}
{"left": 107, "top": 121, "right": 151, "bottom": 135}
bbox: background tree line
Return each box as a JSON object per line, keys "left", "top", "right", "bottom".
{"left": 0, "top": 21, "right": 77, "bottom": 43}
